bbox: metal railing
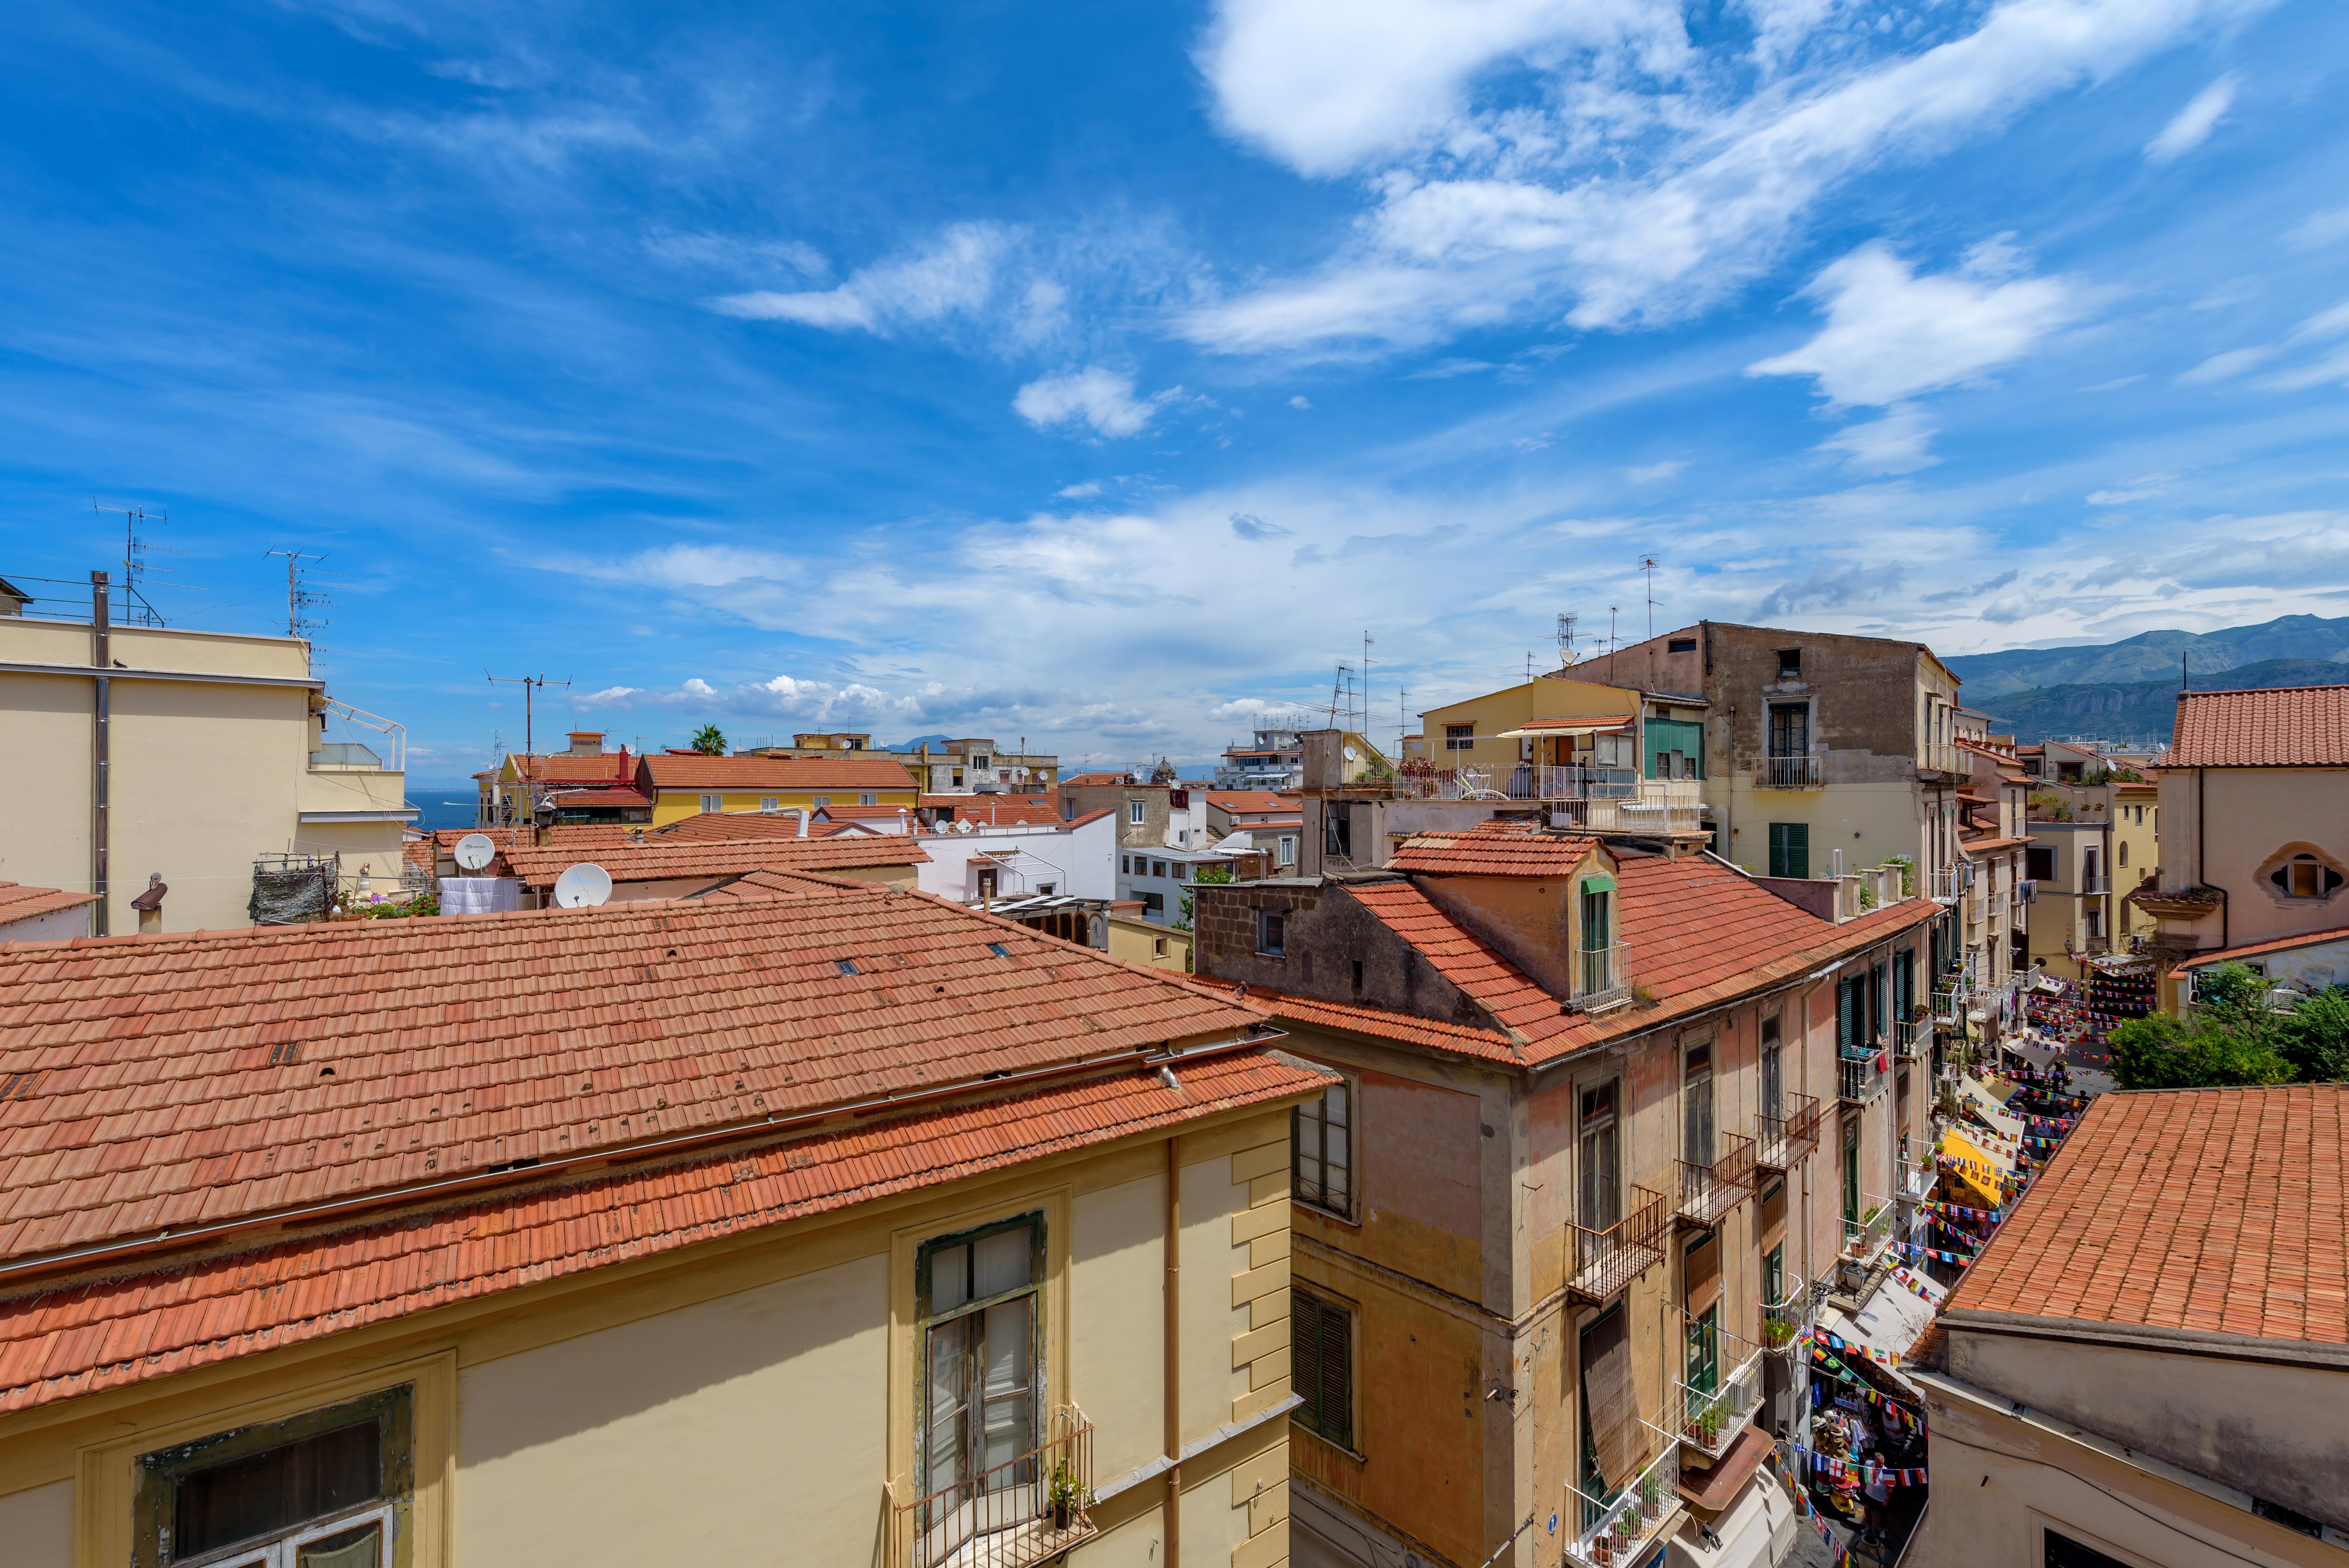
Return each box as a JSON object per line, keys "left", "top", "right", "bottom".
{"left": 1929, "top": 865, "right": 1967, "bottom": 902}
{"left": 1577, "top": 944, "right": 1629, "bottom": 1010}
{"left": 1565, "top": 1439, "right": 1680, "bottom": 1568}
{"left": 1761, "top": 1275, "right": 1812, "bottom": 1353}
{"left": 314, "top": 698, "right": 406, "bottom": 772}
{"left": 1838, "top": 1050, "right": 1888, "bottom": 1104}
{"left": 1677, "top": 1132, "right": 1757, "bottom": 1228}
{"left": 1931, "top": 983, "right": 1964, "bottom": 1025}
{"left": 2082, "top": 875, "right": 2110, "bottom": 894}
{"left": 1567, "top": 1183, "right": 1668, "bottom": 1304}
{"left": 1920, "top": 742, "right": 1965, "bottom": 775}
{"left": 1893, "top": 1019, "right": 1926, "bottom": 1061}
{"left": 1841, "top": 1202, "right": 1893, "bottom": 1264}
{"left": 1672, "top": 1329, "right": 1766, "bottom": 1462}
{"left": 1746, "top": 754, "right": 1825, "bottom": 790}
{"left": 886, "top": 1409, "right": 1094, "bottom": 1568}
{"left": 1394, "top": 767, "right": 1706, "bottom": 833}
{"left": 1548, "top": 792, "right": 1705, "bottom": 835}
{"left": 1755, "top": 1092, "right": 1821, "bottom": 1171}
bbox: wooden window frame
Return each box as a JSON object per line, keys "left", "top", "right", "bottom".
{"left": 1292, "top": 1072, "right": 1355, "bottom": 1219}
{"left": 1290, "top": 1286, "right": 1357, "bottom": 1450}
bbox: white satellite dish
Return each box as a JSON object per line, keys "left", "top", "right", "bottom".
{"left": 957, "top": 819, "right": 977, "bottom": 834}
{"left": 552, "top": 863, "right": 613, "bottom": 909}
{"left": 453, "top": 833, "right": 496, "bottom": 871}
{"left": 1342, "top": 745, "right": 1360, "bottom": 763}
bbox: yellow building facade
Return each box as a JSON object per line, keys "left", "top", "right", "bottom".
{"left": 636, "top": 754, "right": 921, "bottom": 826}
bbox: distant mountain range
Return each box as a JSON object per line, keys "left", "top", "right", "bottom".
{"left": 1940, "top": 616, "right": 2349, "bottom": 744}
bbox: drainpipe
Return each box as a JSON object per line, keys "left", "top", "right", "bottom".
{"left": 90, "top": 570, "right": 110, "bottom": 937}
{"left": 1164, "top": 1131, "right": 1182, "bottom": 1567}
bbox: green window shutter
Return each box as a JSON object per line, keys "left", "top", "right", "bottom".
{"left": 1768, "top": 823, "right": 1809, "bottom": 879}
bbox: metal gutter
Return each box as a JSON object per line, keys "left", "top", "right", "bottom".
{"left": 0, "top": 658, "right": 324, "bottom": 690}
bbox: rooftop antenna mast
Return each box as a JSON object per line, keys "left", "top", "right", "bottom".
{"left": 1360, "top": 631, "right": 1374, "bottom": 737}
{"left": 262, "top": 549, "right": 342, "bottom": 656}
{"left": 1609, "top": 605, "right": 1619, "bottom": 657}
{"left": 485, "top": 672, "right": 572, "bottom": 771}
{"left": 94, "top": 500, "right": 182, "bottom": 626}
{"left": 1638, "top": 554, "right": 1660, "bottom": 641}
{"left": 1326, "top": 661, "right": 1351, "bottom": 728}
{"left": 1557, "top": 611, "right": 1579, "bottom": 668}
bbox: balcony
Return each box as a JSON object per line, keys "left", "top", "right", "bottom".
{"left": 1841, "top": 1201, "right": 1893, "bottom": 1265}
{"left": 1677, "top": 1132, "right": 1757, "bottom": 1229}
{"left": 1893, "top": 1019, "right": 1926, "bottom": 1061}
{"left": 1919, "top": 742, "right": 1966, "bottom": 775}
{"left": 1762, "top": 1275, "right": 1813, "bottom": 1354}
{"left": 1928, "top": 865, "right": 1966, "bottom": 902}
{"left": 1746, "top": 754, "right": 1825, "bottom": 791}
{"left": 1565, "top": 1439, "right": 1680, "bottom": 1568}
{"left": 1567, "top": 1183, "right": 1669, "bottom": 1304}
{"left": 1838, "top": 1050, "right": 1889, "bottom": 1105}
{"left": 1754, "top": 1092, "right": 1821, "bottom": 1171}
{"left": 1931, "top": 983, "right": 1964, "bottom": 1025}
{"left": 1574, "top": 943, "right": 1630, "bottom": 1013}
{"left": 2082, "top": 875, "right": 2111, "bottom": 894}
{"left": 1398, "top": 766, "right": 1705, "bottom": 832}
{"left": 1672, "top": 1327, "right": 1766, "bottom": 1463}
{"left": 886, "top": 1409, "right": 1094, "bottom": 1568}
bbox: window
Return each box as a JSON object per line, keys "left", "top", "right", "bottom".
{"left": 813, "top": 795, "right": 832, "bottom": 808}
{"left": 1140, "top": 891, "right": 1163, "bottom": 913}
{"left": 1776, "top": 647, "right": 1802, "bottom": 679}
{"left": 952, "top": 770, "right": 964, "bottom": 787}
{"left": 1760, "top": 1014, "right": 1783, "bottom": 1123}
{"left": 1766, "top": 702, "right": 1809, "bottom": 758}
{"left": 135, "top": 1385, "right": 410, "bottom": 1568}
{"left": 976, "top": 868, "right": 999, "bottom": 901}
{"left": 1578, "top": 882, "right": 1614, "bottom": 995}
{"left": 1870, "top": 960, "right": 1888, "bottom": 1042}
{"left": 916, "top": 1214, "right": 1044, "bottom": 1529}
{"left": 1128, "top": 802, "right": 1145, "bottom": 826}
{"left": 2273, "top": 854, "right": 2344, "bottom": 900}
{"left": 1351, "top": 959, "right": 1363, "bottom": 991}
{"left": 1151, "top": 859, "right": 1169, "bottom": 879}
{"left": 1325, "top": 807, "right": 1352, "bottom": 859}
{"left": 2026, "top": 845, "right": 2056, "bottom": 882}
{"left": 1668, "top": 637, "right": 1697, "bottom": 653}
{"left": 1278, "top": 835, "right": 1297, "bottom": 866}
{"left": 861, "top": 793, "right": 879, "bottom": 806}
{"left": 1177, "top": 863, "right": 1192, "bottom": 883}
{"left": 759, "top": 796, "right": 779, "bottom": 812}
{"left": 1764, "top": 1243, "right": 1784, "bottom": 1308}
{"left": 1294, "top": 1079, "right": 1349, "bottom": 1212}
{"left": 1291, "top": 1289, "right": 1353, "bottom": 1446}
{"left": 1767, "top": 822, "right": 1809, "bottom": 879}
{"left": 700, "top": 794, "right": 722, "bottom": 814}
{"left": 1895, "top": 949, "right": 1915, "bottom": 1025}
{"left": 1152, "top": 937, "right": 1167, "bottom": 957}
{"left": 1257, "top": 909, "right": 1286, "bottom": 956}
{"left": 1686, "top": 1302, "right": 1720, "bottom": 1395}
{"left": 1683, "top": 1041, "right": 1715, "bottom": 1166}
{"left": 1444, "top": 723, "right": 1476, "bottom": 752}
{"left": 1577, "top": 1080, "right": 1619, "bottom": 1231}
{"left": 2118, "top": 841, "right": 2128, "bottom": 867}
{"left": 1062, "top": 801, "right": 1074, "bottom": 821}
{"left": 972, "top": 755, "right": 990, "bottom": 770}
{"left": 1837, "top": 975, "right": 1864, "bottom": 1050}
{"left": 1037, "top": 883, "right": 1055, "bottom": 896}
{"left": 1120, "top": 855, "right": 1131, "bottom": 874}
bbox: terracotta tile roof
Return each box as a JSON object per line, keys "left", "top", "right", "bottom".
{"left": 510, "top": 752, "right": 634, "bottom": 784}
{"left": 1189, "top": 978, "right": 1520, "bottom": 1062}
{"left": 1388, "top": 820, "right": 1604, "bottom": 878}
{"left": 2174, "top": 924, "right": 2349, "bottom": 971}
{"left": 654, "top": 811, "right": 820, "bottom": 842}
{"left": 2166, "top": 685, "right": 2349, "bottom": 768}
{"left": 638, "top": 754, "right": 919, "bottom": 792}
{"left": 1062, "top": 772, "right": 1136, "bottom": 788}
{"left": 546, "top": 787, "right": 651, "bottom": 808}
{"left": 1203, "top": 792, "right": 1298, "bottom": 813}
{"left": 922, "top": 795, "right": 1066, "bottom": 826}
{"left": 817, "top": 804, "right": 915, "bottom": 821}
{"left": 1947, "top": 1085, "right": 2349, "bottom": 1345}
{"left": 0, "top": 884, "right": 1265, "bottom": 1270}
{"left": 0, "top": 1048, "right": 1318, "bottom": 1414}
{"left": 500, "top": 835, "right": 928, "bottom": 887}
{"left": 1346, "top": 881, "right": 1569, "bottom": 1055}
{"left": 0, "top": 883, "right": 100, "bottom": 928}
{"left": 1961, "top": 834, "right": 2029, "bottom": 853}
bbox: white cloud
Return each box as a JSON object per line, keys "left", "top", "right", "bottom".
{"left": 2174, "top": 345, "right": 2273, "bottom": 383}
{"left": 1013, "top": 366, "right": 1176, "bottom": 438}
{"left": 1288, "top": 395, "right": 1313, "bottom": 409}
{"left": 2086, "top": 474, "right": 2176, "bottom": 505}
{"left": 1817, "top": 404, "right": 1939, "bottom": 475}
{"left": 2143, "top": 73, "right": 2237, "bottom": 164}
{"left": 2287, "top": 207, "right": 2349, "bottom": 251}
{"left": 1057, "top": 481, "right": 1103, "bottom": 499}
{"left": 1748, "top": 242, "right": 2078, "bottom": 406}
{"left": 2290, "top": 300, "right": 2349, "bottom": 344}
{"left": 712, "top": 223, "right": 1011, "bottom": 333}
{"left": 1182, "top": 0, "right": 2260, "bottom": 353}
{"left": 1624, "top": 459, "right": 1686, "bottom": 483}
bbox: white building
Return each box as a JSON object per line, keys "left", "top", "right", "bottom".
{"left": 915, "top": 808, "right": 1118, "bottom": 905}
{"left": 1117, "top": 843, "right": 1265, "bottom": 925}
{"left": 1214, "top": 726, "right": 1304, "bottom": 789}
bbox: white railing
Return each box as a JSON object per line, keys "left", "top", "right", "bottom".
{"left": 313, "top": 698, "right": 406, "bottom": 772}
{"left": 1762, "top": 1276, "right": 1812, "bottom": 1353}
{"left": 2082, "top": 875, "right": 2110, "bottom": 894}
{"left": 1842, "top": 1201, "right": 1893, "bottom": 1264}
{"left": 1565, "top": 1439, "right": 1680, "bottom": 1568}
{"left": 1577, "top": 944, "right": 1629, "bottom": 1010}
{"left": 1920, "top": 742, "right": 1965, "bottom": 774}
{"left": 1673, "top": 1333, "right": 1766, "bottom": 1462}
{"left": 1747, "top": 754, "right": 1825, "bottom": 790}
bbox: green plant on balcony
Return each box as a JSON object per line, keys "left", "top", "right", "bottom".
{"left": 1640, "top": 1467, "right": 1662, "bottom": 1518}
{"left": 1762, "top": 1313, "right": 1795, "bottom": 1347}
{"left": 1047, "top": 1461, "right": 1093, "bottom": 1531}
{"left": 1684, "top": 1395, "right": 1722, "bottom": 1446}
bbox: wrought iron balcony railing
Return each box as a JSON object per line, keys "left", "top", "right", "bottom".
{"left": 886, "top": 1408, "right": 1094, "bottom": 1568}
{"left": 1676, "top": 1132, "right": 1756, "bottom": 1228}
{"left": 1838, "top": 1050, "right": 1889, "bottom": 1105}
{"left": 1567, "top": 1183, "right": 1668, "bottom": 1304}
{"left": 1893, "top": 1019, "right": 1926, "bottom": 1060}
{"left": 1761, "top": 1275, "right": 1812, "bottom": 1353}
{"left": 1754, "top": 1092, "right": 1821, "bottom": 1171}
{"left": 1576, "top": 943, "right": 1630, "bottom": 1011}
{"left": 1746, "top": 754, "right": 1825, "bottom": 791}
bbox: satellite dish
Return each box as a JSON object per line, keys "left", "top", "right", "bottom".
{"left": 1342, "top": 746, "right": 1360, "bottom": 763}
{"left": 552, "top": 863, "right": 613, "bottom": 909}
{"left": 453, "top": 833, "right": 496, "bottom": 872}
{"left": 957, "top": 819, "right": 976, "bottom": 834}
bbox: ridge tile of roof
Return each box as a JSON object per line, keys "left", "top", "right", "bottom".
{"left": 500, "top": 834, "right": 928, "bottom": 886}
{"left": 1192, "top": 978, "right": 1521, "bottom": 1063}
{"left": 638, "top": 754, "right": 919, "bottom": 791}
{"left": 2173, "top": 923, "right": 2349, "bottom": 970}
{"left": 1947, "top": 1084, "right": 2348, "bottom": 1346}
{"left": 0, "top": 1048, "right": 1321, "bottom": 1415}
{"left": 1388, "top": 820, "right": 1603, "bottom": 878}
{"left": 2166, "top": 685, "right": 2349, "bottom": 768}
{"left": 0, "top": 884, "right": 1265, "bottom": 1269}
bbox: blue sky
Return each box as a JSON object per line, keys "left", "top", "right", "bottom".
{"left": 4, "top": 0, "right": 2346, "bottom": 783}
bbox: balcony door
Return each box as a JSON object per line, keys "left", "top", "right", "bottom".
{"left": 918, "top": 1214, "right": 1045, "bottom": 1565}
{"left": 1682, "top": 1043, "right": 1715, "bottom": 1169}
{"left": 1759, "top": 1016, "right": 1783, "bottom": 1126}
{"left": 1577, "top": 1081, "right": 1619, "bottom": 1234}
{"left": 1686, "top": 1304, "right": 1720, "bottom": 1398}
{"left": 1767, "top": 703, "right": 1809, "bottom": 758}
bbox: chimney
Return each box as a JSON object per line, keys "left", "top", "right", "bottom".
{"left": 130, "top": 871, "right": 167, "bottom": 934}
{"left": 797, "top": 808, "right": 809, "bottom": 839}
{"left": 567, "top": 731, "right": 604, "bottom": 757}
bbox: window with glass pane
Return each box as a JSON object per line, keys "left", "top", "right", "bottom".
{"left": 134, "top": 1385, "right": 408, "bottom": 1568}
{"left": 1294, "top": 1082, "right": 1350, "bottom": 1213}
{"left": 1687, "top": 1304, "right": 1719, "bottom": 1395}
{"left": 1759, "top": 1016, "right": 1783, "bottom": 1123}
{"left": 1579, "top": 887, "right": 1612, "bottom": 994}
{"left": 1764, "top": 1244, "right": 1784, "bottom": 1307}
{"left": 916, "top": 1214, "right": 1044, "bottom": 1532}
{"left": 1577, "top": 1081, "right": 1619, "bottom": 1231}
{"left": 1683, "top": 1042, "right": 1715, "bottom": 1167}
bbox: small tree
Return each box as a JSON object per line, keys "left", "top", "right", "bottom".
{"left": 690, "top": 723, "right": 727, "bottom": 755}
{"left": 2274, "top": 989, "right": 2349, "bottom": 1083}
{"left": 1175, "top": 862, "right": 1233, "bottom": 931}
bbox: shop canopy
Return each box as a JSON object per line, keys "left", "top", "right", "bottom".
{"left": 1491, "top": 715, "right": 1636, "bottom": 739}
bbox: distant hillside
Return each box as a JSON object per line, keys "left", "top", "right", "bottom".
{"left": 1944, "top": 615, "right": 2349, "bottom": 699}
{"left": 1973, "top": 659, "right": 2349, "bottom": 745}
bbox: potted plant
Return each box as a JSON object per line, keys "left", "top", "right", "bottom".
{"left": 1640, "top": 1470, "right": 1662, "bottom": 1520}
{"left": 1047, "top": 1461, "right": 1091, "bottom": 1531}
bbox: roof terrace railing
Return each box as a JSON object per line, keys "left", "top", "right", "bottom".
{"left": 1567, "top": 1183, "right": 1668, "bottom": 1304}
{"left": 1755, "top": 1092, "right": 1821, "bottom": 1171}
{"left": 1677, "top": 1132, "right": 1756, "bottom": 1229}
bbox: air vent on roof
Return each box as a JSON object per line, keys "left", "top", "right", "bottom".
{"left": 836, "top": 959, "right": 861, "bottom": 976}
{"left": 988, "top": 942, "right": 1011, "bottom": 957}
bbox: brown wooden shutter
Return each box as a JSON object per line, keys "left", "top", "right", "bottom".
{"left": 1319, "top": 1297, "right": 1351, "bottom": 1443}
{"left": 1291, "top": 1291, "right": 1321, "bottom": 1433}
{"left": 1581, "top": 1306, "right": 1645, "bottom": 1489}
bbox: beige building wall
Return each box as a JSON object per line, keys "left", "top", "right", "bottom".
{"left": 0, "top": 1106, "right": 1302, "bottom": 1568}
{"left": 1722, "top": 778, "right": 1925, "bottom": 882}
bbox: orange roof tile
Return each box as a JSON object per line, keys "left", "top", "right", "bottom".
{"left": 511, "top": 752, "right": 635, "bottom": 785}
{"left": 1062, "top": 772, "right": 1138, "bottom": 788}
{"left": 0, "top": 883, "right": 100, "bottom": 928}
{"left": 923, "top": 795, "right": 1071, "bottom": 826}
{"left": 1192, "top": 978, "right": 1520, "bottom": 1062}
{"left": 2174, "top": 924, "right": 2349, "bottom": 970}
{"left": 546, "top": 787, "right": 651, "bottom": 809}
{"left": 0, "top": 884, "right": 1265, "bottom": 1270}
{"left": 1203, "top": 792, "right": 1298, "bottom": 813}
{"left": 499, "top": 835, "right": 928, "bottom": 887}
{"left": 638, "top": 754, "right": 918, "bottom": 792}
{"left": 1388, "top": 820, "right": 1603, "bottom": 878}
{"left": 0, "top": 1048, "right": 1319, "bottom": 1414}
{"left": 2166, "top": 685, "right": 2349, "bottom": 768}
{"left": 1347, "top": 881, "right": 1566, "bottom": 1055}
{"left": 655, "top": 810, "right": 818, "bottom": 842}
{"left": 1948, "top": 1085, "right": 2349, "bottom": 1345}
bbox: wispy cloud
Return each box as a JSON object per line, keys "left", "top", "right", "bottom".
{"left": 2144, "top": 73, "right": 2237, "bottom": 164}
{"left": 713, "top": 223, "right": 1012, "bottom": 333}
{"left": 1013, "top": 366, "right": 1178, "bottom": 438}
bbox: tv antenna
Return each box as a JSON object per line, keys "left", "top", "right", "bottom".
{"left": 486, "top": 672, "right": 571, "bottom": 764}
{"left": 263, "top": 549, "right": 343, "bottom": 647}
{"left": 1608, "top": 605, "right": 1619, "bottom": 657}
{"left": 93, "top": 501, "right": 185, "bottom": 626}
{"left": 1557, "top": 612, "right": 1579, "bottom": 668}
{"left": 1638, "top": 554, "right": 1660, "bottom": 641}
{"left": 1326, "top": 661, "right": 1352, "bottom": 728}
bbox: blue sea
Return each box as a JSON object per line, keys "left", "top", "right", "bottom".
{"left": 408, "top": 792, "right": 482, "bottom": 832}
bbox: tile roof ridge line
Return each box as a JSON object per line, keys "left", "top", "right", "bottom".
{"left": 0, "top": 1028, "right": 1274, "bottom": 1291}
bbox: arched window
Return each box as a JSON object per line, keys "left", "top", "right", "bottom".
{"left": 2272, "top": 854, "right": 2344, "bottom": 900}
{"left": 2119, "top": 842, "right": 2128, "bottom": 867}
